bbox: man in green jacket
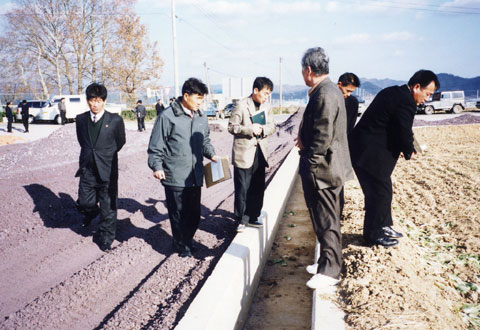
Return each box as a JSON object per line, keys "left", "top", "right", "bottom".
{"left": 148, "top": 78, "right": 218, "bottom": 258}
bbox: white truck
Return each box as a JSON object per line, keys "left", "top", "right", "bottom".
{"left": 37, "top": 95, "right": 122, "bottom": 124}
{"left": 421, "top": 90, "right": 465, "bottom": 115}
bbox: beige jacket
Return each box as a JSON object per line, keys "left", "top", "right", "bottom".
{"left": 228, "top": 96, "right": 276, "bottom": 169}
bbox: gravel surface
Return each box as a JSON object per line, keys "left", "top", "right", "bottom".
{"left": 0, "top": 110, "right": 303, "bottom": 329}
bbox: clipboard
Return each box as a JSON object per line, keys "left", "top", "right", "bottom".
{"left": 251, "top": 110, "right": 266, "bottom": 125}
{"left": 204, "top": 157, "right": 231, "bottom": 188}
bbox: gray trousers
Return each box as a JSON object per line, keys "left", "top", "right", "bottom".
{"left": 299, "top": 160, "right": 343, "bottom": 279}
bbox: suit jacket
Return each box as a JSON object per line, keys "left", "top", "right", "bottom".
{"left": 21, "top": 104, "right": 29, "bottom": 117}
{"left": 349, "top": 84, "right": 416, "bottom": 178}
{"left": 228, "top": 96, "right": 276, "bottom": 169}
{"left": 345, "top": 95, "right": 359, "bottom": 134}
{"left": 299, "top": 77, "right": 353, "bottom": 189}
{"left": 75, "top": 111, "right": 126, "bottom": 182}
{"left": 135, "top": 105, "right": 146, "bottom": 118}
{"left": 5, "top": 106, "right": 13, "bottom": 120}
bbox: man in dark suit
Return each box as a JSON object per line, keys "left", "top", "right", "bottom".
{"left": 349, "top": 70, "right": 439, "bottom": 247}
{"left": 75, "top": 82, "right": 126, "bottom": 251}
{"left": 134, "top": 100, "right": 146, "bottom": 131}
{"left": 21, "top": 100, "right": 29, "bottom": 133}
{"left": 337, "top": 72, "right": 361, "bottom": 217}
{"left": 5, "top": 101, "right": 13, "bottom": 133}
{"left": 297, "top": 47, "right": 353, "bottom": 291}
{"left": 155, "top": 99, "right": 165, "bottom": 116}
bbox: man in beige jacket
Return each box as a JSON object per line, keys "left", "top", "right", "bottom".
{"left": 228, "top": 77, "right": 276, "bottom": 232}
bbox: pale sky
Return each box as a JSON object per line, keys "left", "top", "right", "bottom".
{"left": 1, "top": 0, "right": 480, "bottom": 90}
{"left": 135, "top": 0, "right": 480, "bottom": 89}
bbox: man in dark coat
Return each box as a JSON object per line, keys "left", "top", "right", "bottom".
{"left": 148, "top": 78, "right": 218, "bottom": 258}
{"left": 297, "top": 47, "right": 353, "bottom": 291}
{"left": 134, "top": 100, "right": 146, "bottom": 131}
{"left": 5, "top": 101, "right": 13, "bottom": 133}
{"left": 75, "top": 82, "right": 126, "bottom": 251}
{"left": 349, "top": 70, "right": 439, "bottom": 247}
{"left": 155, "top": 99, "right": 165, "bottom": 116}
{"left": 336, "top": 72, "right": 361, "bottom": 217}
{"left": 21, "top": 100, "right": 29, "bottom": 133}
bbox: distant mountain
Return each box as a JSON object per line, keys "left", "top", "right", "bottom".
{"left": 436, "top": 73, "right": 480, "bottom": 98}
{"left": 217, "top": 74, "right": 480, "bottom": 100}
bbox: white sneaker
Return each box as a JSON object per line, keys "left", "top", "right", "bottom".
{"left": 306, "top": 273, "right": 339, "bottom": 290}
{"left": 237, "top": 224, "right": 246, "bottom": 232}
{"left": 306, "top": 263, "right": 318, "bottom": 275}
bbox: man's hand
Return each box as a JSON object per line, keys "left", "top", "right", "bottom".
{"left": 295, "top": 135, "right": 304, "bottom": 150}
{"left": 252, "top": 123, "right": 263, "bottom": 136}
{"left": 211, "top": 155, "right": 219, "bottom": 163}
{"left": 153, "top": 170, "right": 166, "bottom": 180}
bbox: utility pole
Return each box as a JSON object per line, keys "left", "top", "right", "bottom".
{"left": 279, "top": 57, "right": 283, "bottom": 113}
{"left": 171, "top": 0, "right": 180, "bottom": 97}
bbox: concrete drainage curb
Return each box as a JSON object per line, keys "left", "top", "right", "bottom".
{"left": 176, "top": 148, "right": 300, "bottom": 330}
{"left": 311, "top": 241, "right": 345, "bottom": 330}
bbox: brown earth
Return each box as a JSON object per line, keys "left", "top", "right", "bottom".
{"left": 244, "top": 117, "right": 480, "bottom": 330}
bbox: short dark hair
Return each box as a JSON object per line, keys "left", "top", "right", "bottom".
{"left": 301, "top": 47, "right": 329, "bottom": 76}
{"left": 6, "top": 101, "right": 11, "bottom": 106}
{"left": 86, "top": 83, "right": 108, "bottom": 101}
{"left": 137, "top": 100, "right": 142, "bottom": 104}
{"left": 408, "top": 70, "right": 440, "bottom": 90}
{"left": 182, "top": 78, "right": 208, "bottom": 96}
{"left": 22, "top": 100, "right": 27, "bottom": 103}
{"left": 253, "top": 77, "right": 273, "bottom": 92}
{"left": 338, "top": 72, "right": 360, "bottom": 87}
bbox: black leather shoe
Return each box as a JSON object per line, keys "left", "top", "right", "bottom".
{"left": 367, "top": 236, "right": 399, "bottom": 247}
{"left": 382, "top": 226, "right": 403, "bottom": 238}
{"left": 98, "top": 240, "right": 112, "bottom": 251}
{"left": 248, "top": 220, "right": 263, "bottom": 228}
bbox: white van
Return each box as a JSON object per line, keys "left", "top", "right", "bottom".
{"left": 38, "top": 95, "right": 88, "bottom": 124}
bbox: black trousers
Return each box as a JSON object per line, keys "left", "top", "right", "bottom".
{"left": 299, "top": 159, "right": 343, "bottom": 279}
{"left": 7, "top": 117, "right": 13, "bottom": 132}
{"left": 22, "top": 115, "right": 28, "bottom": 132}
{"left": 164, "top": 185, "right": 201, "bottom": 252}
{"left": 233, "top": 147, "right": 266, "bottom": 225}
{"left": 60, "top": 110, "right": 66, "bottom": 125}
{"left": 77, "top": 167, "right": 118, "bottom": 244}
{"left": 353, "top": 165, "right": 393, "bottom": 241}
{"left": 137, "top": 116, "right": 145, "bottom": 131}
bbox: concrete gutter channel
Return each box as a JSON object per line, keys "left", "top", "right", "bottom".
{"left": 176, "top": 147, "right": 345, "bottom": 330}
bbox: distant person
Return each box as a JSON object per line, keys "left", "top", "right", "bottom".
{"left": 134, "top": 100, "right": 146, "bottom": 131}
{"left": 5, "top": 101, "right": 13, "bottom": 133}
{"left": 337, "top": 72, "right": 361, "bottom": 217}
{"left": 75, "top": 83, "right": 126, "bottom": 251}
{"left": 155, "top": 99, "right": 165, "bottom": 116}
{"left": 296, "top": 47, "right": 353, "bottom": 291}
{"left": 148, "top": 78, "right": 218, "bottom": 258}
{"left": 228, "top": 77, "right": 276, "bottom": 232}
{"left": 58, "top": 97, "right": 67, "bottom": 125}
{"left": 337, "top": 72, "right": 361, "bottom": 134}
{"left": 21, "top": 100, "right": 29, "bottom": 133}
{"left": 169, "top": 97, "right": 176, "bottom": 106}
{"left": 349, "top": 70, "right": 439, "bottom": 247}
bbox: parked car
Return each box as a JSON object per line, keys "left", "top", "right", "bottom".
{"left": 356, "top": 97, "right": 367, "bottom": 116}
{"left": 476, "top": 99, "right": 480, "bottom": 109}
{"left": 15, "top": 100, "right": 47, "bottom": 124}
{"left": 223, "top": 103, "right": 236, "bottom": 118}
{"left": 203, "top": 102, "right": 222, "bottom": 119}
{"left": 38, "top": 95, "right": 89, "bottom": 124}
{"left": 420, "top": 90, "right": 465, "bottom": 115}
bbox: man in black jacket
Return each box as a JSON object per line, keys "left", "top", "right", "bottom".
{"left": 21, "top": 100, "right": 29, "bottom": 133}
{"left": 297, "top": 47, "right": 353, "bottom": 291}
{"left": 148, "top": 78, "right": 218, "bottom": 258}
{"left": 134, "top": 100, "right": 146, "bottom": 131}
{"left": 349, "top": 70, "right": 439, "bottom": 247}
{"left": 5, "top": 101, "right": 13, "bottom": 133}
{"left": 155, "top": 99, "right": 165, "bottom": 116}
{"left": 75, "top": 83, "right": 126, "bottom": 251}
